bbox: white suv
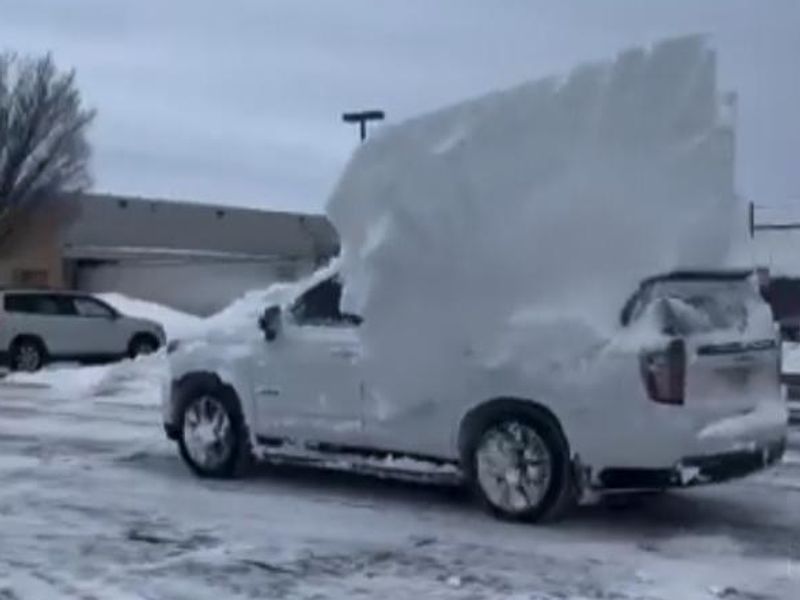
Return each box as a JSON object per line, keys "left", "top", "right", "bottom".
{"left": 164, "top": 270, "right": 787, "bottom": 521}
{"left": 0, "top": 290, "right": 166, "bottom": 372}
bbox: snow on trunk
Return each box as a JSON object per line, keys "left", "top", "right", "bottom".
{"left": 326, "top": 35, "right": 750, "bottom": 410}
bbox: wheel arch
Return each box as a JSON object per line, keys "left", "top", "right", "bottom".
{"left": 10, "top": 334, "right": 48, "bottom": 355}
{"left": 173, "top": 370, "right": 252, "bottom": 478}
{"left": 457, "top": 396, "right": 571, "bottom": 465}
{"left": 128, "top": 331, "right": 160, "bottom": 352}
{"left": 171, "top": 370, "right": 242, "bottom": 421}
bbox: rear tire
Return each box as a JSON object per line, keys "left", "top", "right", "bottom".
{"left": 10, "top": 338, "right": 46, "bottom": 373}
{"left": 177, "top": 383, "right": 251, "bottom": 478}
{"left": 463, "top": 410, "right": 573, "bottom": 522}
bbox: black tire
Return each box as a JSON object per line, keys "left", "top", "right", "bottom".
{"left": 462, "top": 408, "right": 573, "bottom": 522}
{"left": 176, "top": 382, "right": 251, "bottom": 478}
{"left": 128, "top": 333, "right": 159, "bottom": 358}
{"left": 10, "top": 337, "right": 47, "bottom": 373}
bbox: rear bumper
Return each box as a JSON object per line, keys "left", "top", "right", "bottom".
{"left": 597, "top": 436, "right": 786, "bottom": 490}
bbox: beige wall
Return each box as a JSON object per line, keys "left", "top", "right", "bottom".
{"left": 0, "top": 199, "right": 75, "bottom": 288}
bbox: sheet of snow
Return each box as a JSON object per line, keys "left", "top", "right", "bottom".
{"left": 99, "top": 292, "right": 204, "bottom": 340}
{"left": 327, "top": 35, "right": 751, "bottom": 412}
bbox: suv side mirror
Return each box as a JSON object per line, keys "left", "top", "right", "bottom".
{"left": 259, "top": 305, "right": 282, "bottom": 342}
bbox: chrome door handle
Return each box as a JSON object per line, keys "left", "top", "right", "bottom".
{"left": 330, "top": 347, "right": 359, "bottom": 359}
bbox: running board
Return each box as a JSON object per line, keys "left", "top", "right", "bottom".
{"left": 253, "top": 437, "right": 463, "bottom": 485}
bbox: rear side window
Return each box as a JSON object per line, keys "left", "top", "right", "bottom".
{"left": 3, "top": 294, "right": 76, "bottom": 316}
{"left": 4, "top": 294, "right": 35, "bottom": 314}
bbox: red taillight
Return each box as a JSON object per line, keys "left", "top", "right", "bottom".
{"left": 640, "top": 338, "right": 687, "bottom": 405}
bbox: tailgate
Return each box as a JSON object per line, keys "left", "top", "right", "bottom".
{"left": 646, "top": 275, "right": 782, "bottom": 423}
{"left": 685, "top": 336, "right": 780, "bottom": 421}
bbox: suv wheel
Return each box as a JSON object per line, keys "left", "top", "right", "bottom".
{"left": 177, "top": 387, "right": 248, "bottom": 478}
{"left": 465, "top": 413, "right": 572, "bottom": 521}
{"left": 11, "top": 338, "right": 46, "bottom": 372}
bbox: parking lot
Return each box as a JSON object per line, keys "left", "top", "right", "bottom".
{"left": 0, "top": 358, "right": 798, "bottom": 599}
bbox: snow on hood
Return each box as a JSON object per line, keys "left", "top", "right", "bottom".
{"left": 99, "top": 293, "right": 204, "bottom": 340}
{"left": 178, "top": 259, "right": 342, "bottom": 343}
{"left": 326, "top": 36, "right": 753, "bottom": 403}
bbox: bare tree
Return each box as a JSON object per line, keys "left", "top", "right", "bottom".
{"left": 0, "top": 52, "right": 95, "bottom": 241}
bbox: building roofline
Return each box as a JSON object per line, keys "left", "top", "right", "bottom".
{"left": 76, "top": 191, "right": 328, "bottom": 220}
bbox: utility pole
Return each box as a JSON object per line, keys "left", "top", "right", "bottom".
{"left": 342, "top": 110, "right": 385, "bottom": 143}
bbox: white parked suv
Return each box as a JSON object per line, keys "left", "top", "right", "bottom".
{"left": 0, "top": 290, "right": 166, "bottom": 372}
{"left": 163, "top": 270, "right": 787, "bottom": 521}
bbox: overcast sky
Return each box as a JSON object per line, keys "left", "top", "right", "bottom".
{"left": 1, "top": 0, "right": 798, "bottom": 213}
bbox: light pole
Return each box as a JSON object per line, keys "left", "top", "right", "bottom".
{"left": 342, "top": 110, "right": 385, "bottom": 142}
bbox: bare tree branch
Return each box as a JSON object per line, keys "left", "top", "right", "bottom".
{"left": 0, "top": 52, "right": 95, "bottom": 242}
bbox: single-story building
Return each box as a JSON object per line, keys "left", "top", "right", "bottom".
{"left": 0, "top": 193, "right": 338, "bottom": 315}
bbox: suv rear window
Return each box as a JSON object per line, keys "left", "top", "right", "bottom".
{"left": 649, "top": 280, "right": 751, "bottom": 335}
{"left": 623, "top": 275, "right": 757, "bottom": 335}
{"left": 4, "top": 294, "right": 76, "bottom": 316}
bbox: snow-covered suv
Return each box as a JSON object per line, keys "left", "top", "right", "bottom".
{"left": 163, "top": 269, "right": 787, "bottom": 521}
{"left": 0, "top": 290, "right": 165, "bottom": 372}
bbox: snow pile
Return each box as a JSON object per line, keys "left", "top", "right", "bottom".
{"left": 4, "top": 355, "right": 165, "bottom": 402}
{"left": 4, "top": 365, "right": 113, "bottom": 397}
{"left": 327, "top": 36, "right": 748, "bottom": 407}
{"left": 100, "top": 292, "right": 204, "bottom": 340}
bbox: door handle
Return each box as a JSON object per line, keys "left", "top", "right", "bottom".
{"left": 330, "top": 347, "right": 359, "bottom": 360}
{"left": 256, "top": 387, "right": 280, "bottom": 397}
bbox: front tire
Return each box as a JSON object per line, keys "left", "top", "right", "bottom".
{"left": 177, "top": 385, "right": 249, "bottom": 478}
{"left": 464, "top": 412, "right": 572, "bottom": 522}
{"left": 10, "top": 338, "right": 46, "bottom": 372}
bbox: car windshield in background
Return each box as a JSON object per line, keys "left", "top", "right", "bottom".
{"left": 646, "top": 279, "right": 753, "bottom": 336}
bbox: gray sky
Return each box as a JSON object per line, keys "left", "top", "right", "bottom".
{"left": 1, "top": 0, "right": 798, "bottom": 213}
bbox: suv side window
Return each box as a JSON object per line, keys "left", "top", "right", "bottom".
{"left": 3, "top": 294, "right": 75, "bottom": 316}
{"left": 74, "top": 297, "right": 115, "bottom": 319}
{"left": 37, "top": 295, "right": 77, "bottom": 317}
{"left": 291, "top": 277, "right": 362, "bottom": 327}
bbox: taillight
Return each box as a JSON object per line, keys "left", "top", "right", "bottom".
{"left": 640, "top": 338, "right": 687, "bottom": 405}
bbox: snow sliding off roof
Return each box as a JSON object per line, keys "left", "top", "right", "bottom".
{"left": 328, "top": 35, "right": 747, "bottom": 328}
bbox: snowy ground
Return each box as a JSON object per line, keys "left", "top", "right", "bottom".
{"left": 1, "top": 359, "right": 799, "bottom": 599}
